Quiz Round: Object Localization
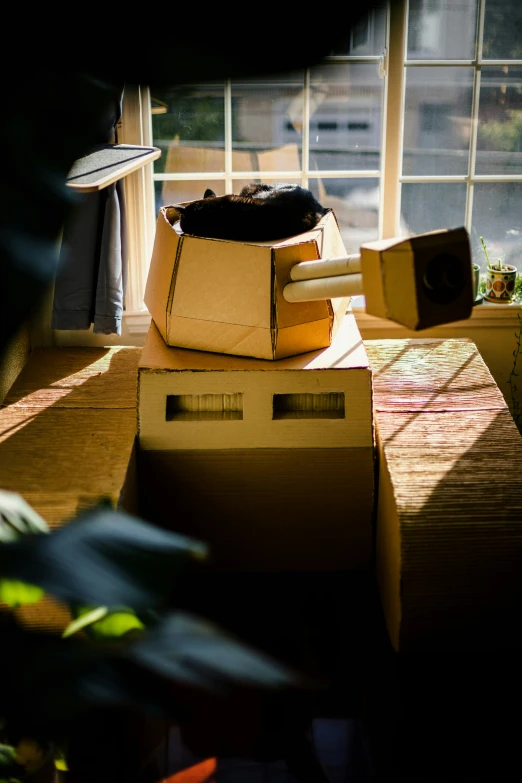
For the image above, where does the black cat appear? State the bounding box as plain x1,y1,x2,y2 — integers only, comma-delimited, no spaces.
174,183,328,242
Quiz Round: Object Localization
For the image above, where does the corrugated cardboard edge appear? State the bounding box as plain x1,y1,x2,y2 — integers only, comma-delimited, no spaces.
144,206,182,343
366,337,522,652
374,440,401,651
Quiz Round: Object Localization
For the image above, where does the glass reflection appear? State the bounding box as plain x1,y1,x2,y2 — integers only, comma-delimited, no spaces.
471,182,522,272
476,66,522,175
403,67,473,176
401,183,466,236
407,0,477,61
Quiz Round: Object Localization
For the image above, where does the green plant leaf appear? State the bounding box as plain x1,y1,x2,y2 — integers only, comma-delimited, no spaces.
0,745,16,766
88,610,145,640
63,605,146,640
0,507,209,611
62,606,109,638
0,491,49,541
53,750,68,771
0,579,44,607
480,236,491,266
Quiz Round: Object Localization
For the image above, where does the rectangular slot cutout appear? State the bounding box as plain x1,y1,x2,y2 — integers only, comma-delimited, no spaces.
272,392,345,420
166,393,243,422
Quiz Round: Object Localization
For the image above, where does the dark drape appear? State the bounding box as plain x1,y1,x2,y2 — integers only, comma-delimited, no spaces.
52,89,127,336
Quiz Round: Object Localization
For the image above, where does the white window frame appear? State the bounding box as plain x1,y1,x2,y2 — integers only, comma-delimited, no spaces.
117,84,158,338
120,0,522,340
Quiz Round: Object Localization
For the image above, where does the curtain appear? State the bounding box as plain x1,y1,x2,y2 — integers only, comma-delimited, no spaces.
52,89,127,336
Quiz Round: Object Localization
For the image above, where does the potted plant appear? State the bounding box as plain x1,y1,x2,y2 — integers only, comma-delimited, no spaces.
0,492,305,783
480,236,518,303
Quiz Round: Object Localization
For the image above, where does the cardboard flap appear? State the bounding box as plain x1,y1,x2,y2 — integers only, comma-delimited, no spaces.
274,211,349,329
170,233,272,328
144,210,183,340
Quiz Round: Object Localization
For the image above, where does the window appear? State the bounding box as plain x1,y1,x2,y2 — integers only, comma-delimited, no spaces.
401,0,522,272
122,0,522,315
148,3,387,259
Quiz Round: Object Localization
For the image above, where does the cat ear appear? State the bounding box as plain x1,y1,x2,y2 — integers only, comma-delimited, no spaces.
204,189,217,199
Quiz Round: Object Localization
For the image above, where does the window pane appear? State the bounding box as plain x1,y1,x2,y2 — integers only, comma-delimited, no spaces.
407,0,477,60
155,180,227,216
483,0,522,60
471,182,522,271
231,73,305,171
328,2,387,56
231,177,302,193
150,84,225,175
401,183,467,235
308,177,380,253
476,66,522,174
403,67,474,175
309,63,383,172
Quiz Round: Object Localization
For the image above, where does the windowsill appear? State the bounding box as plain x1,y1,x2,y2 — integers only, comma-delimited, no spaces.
122,299,522,340
52,310,152,348
124,310,152,336
52,298,522,350
350,295,522,331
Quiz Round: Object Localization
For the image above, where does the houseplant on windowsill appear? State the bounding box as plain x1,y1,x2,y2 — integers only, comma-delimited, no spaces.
480,236,518,304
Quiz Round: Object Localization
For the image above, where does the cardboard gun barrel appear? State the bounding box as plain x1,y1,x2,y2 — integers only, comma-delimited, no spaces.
289,254,362,281
283,226,474,331
284,271,364,302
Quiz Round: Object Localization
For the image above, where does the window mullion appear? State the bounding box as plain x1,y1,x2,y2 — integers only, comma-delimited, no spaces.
224,80,233,193
302,69,311,188
119,84,156,314
380,0,407,238
465,0,488,232
477,0,486,63
466,66,482,231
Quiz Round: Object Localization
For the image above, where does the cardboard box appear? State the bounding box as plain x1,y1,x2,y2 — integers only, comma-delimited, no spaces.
360,227,473,330
138,313,372,452
137,313,374,571
0,344,142,633
365,336,522,651
137,445,375,572
144,205,350,360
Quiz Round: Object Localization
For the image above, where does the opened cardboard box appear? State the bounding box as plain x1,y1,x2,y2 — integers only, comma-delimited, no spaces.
144,205,350,360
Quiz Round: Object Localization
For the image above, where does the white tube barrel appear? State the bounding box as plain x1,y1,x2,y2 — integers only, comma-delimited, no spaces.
283,273,364,303
289,254,361,282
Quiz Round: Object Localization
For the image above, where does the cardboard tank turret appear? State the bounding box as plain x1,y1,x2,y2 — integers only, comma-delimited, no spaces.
144,202,473,360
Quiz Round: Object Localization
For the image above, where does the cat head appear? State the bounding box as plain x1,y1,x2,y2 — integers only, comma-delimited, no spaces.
174,189,223,236
174,188,217,215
